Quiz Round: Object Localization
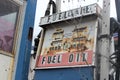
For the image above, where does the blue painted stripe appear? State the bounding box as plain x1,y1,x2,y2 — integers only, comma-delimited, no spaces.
15,0,37,80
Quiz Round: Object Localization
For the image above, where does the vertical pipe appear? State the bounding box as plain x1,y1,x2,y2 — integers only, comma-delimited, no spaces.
56,0,61,13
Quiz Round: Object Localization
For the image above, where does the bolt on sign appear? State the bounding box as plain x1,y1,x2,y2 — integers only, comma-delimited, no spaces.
36,4,101,69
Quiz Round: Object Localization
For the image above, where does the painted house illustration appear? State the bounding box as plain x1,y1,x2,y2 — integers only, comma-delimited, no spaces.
45,26,94,55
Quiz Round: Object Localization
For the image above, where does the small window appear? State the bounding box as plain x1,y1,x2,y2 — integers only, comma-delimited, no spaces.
0,0,19,53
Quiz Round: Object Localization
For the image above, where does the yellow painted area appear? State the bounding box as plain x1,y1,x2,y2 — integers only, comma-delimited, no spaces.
8,57,14,80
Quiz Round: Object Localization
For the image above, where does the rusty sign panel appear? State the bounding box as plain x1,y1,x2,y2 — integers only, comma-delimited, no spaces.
36,16,98,69
40,3,100,26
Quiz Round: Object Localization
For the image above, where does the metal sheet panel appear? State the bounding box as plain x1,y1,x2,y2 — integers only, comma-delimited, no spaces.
34,67,94,80
0,54,13,80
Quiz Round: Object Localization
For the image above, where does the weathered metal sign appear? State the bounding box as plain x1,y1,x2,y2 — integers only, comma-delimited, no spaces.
40,4,100,26
36,17,98,69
